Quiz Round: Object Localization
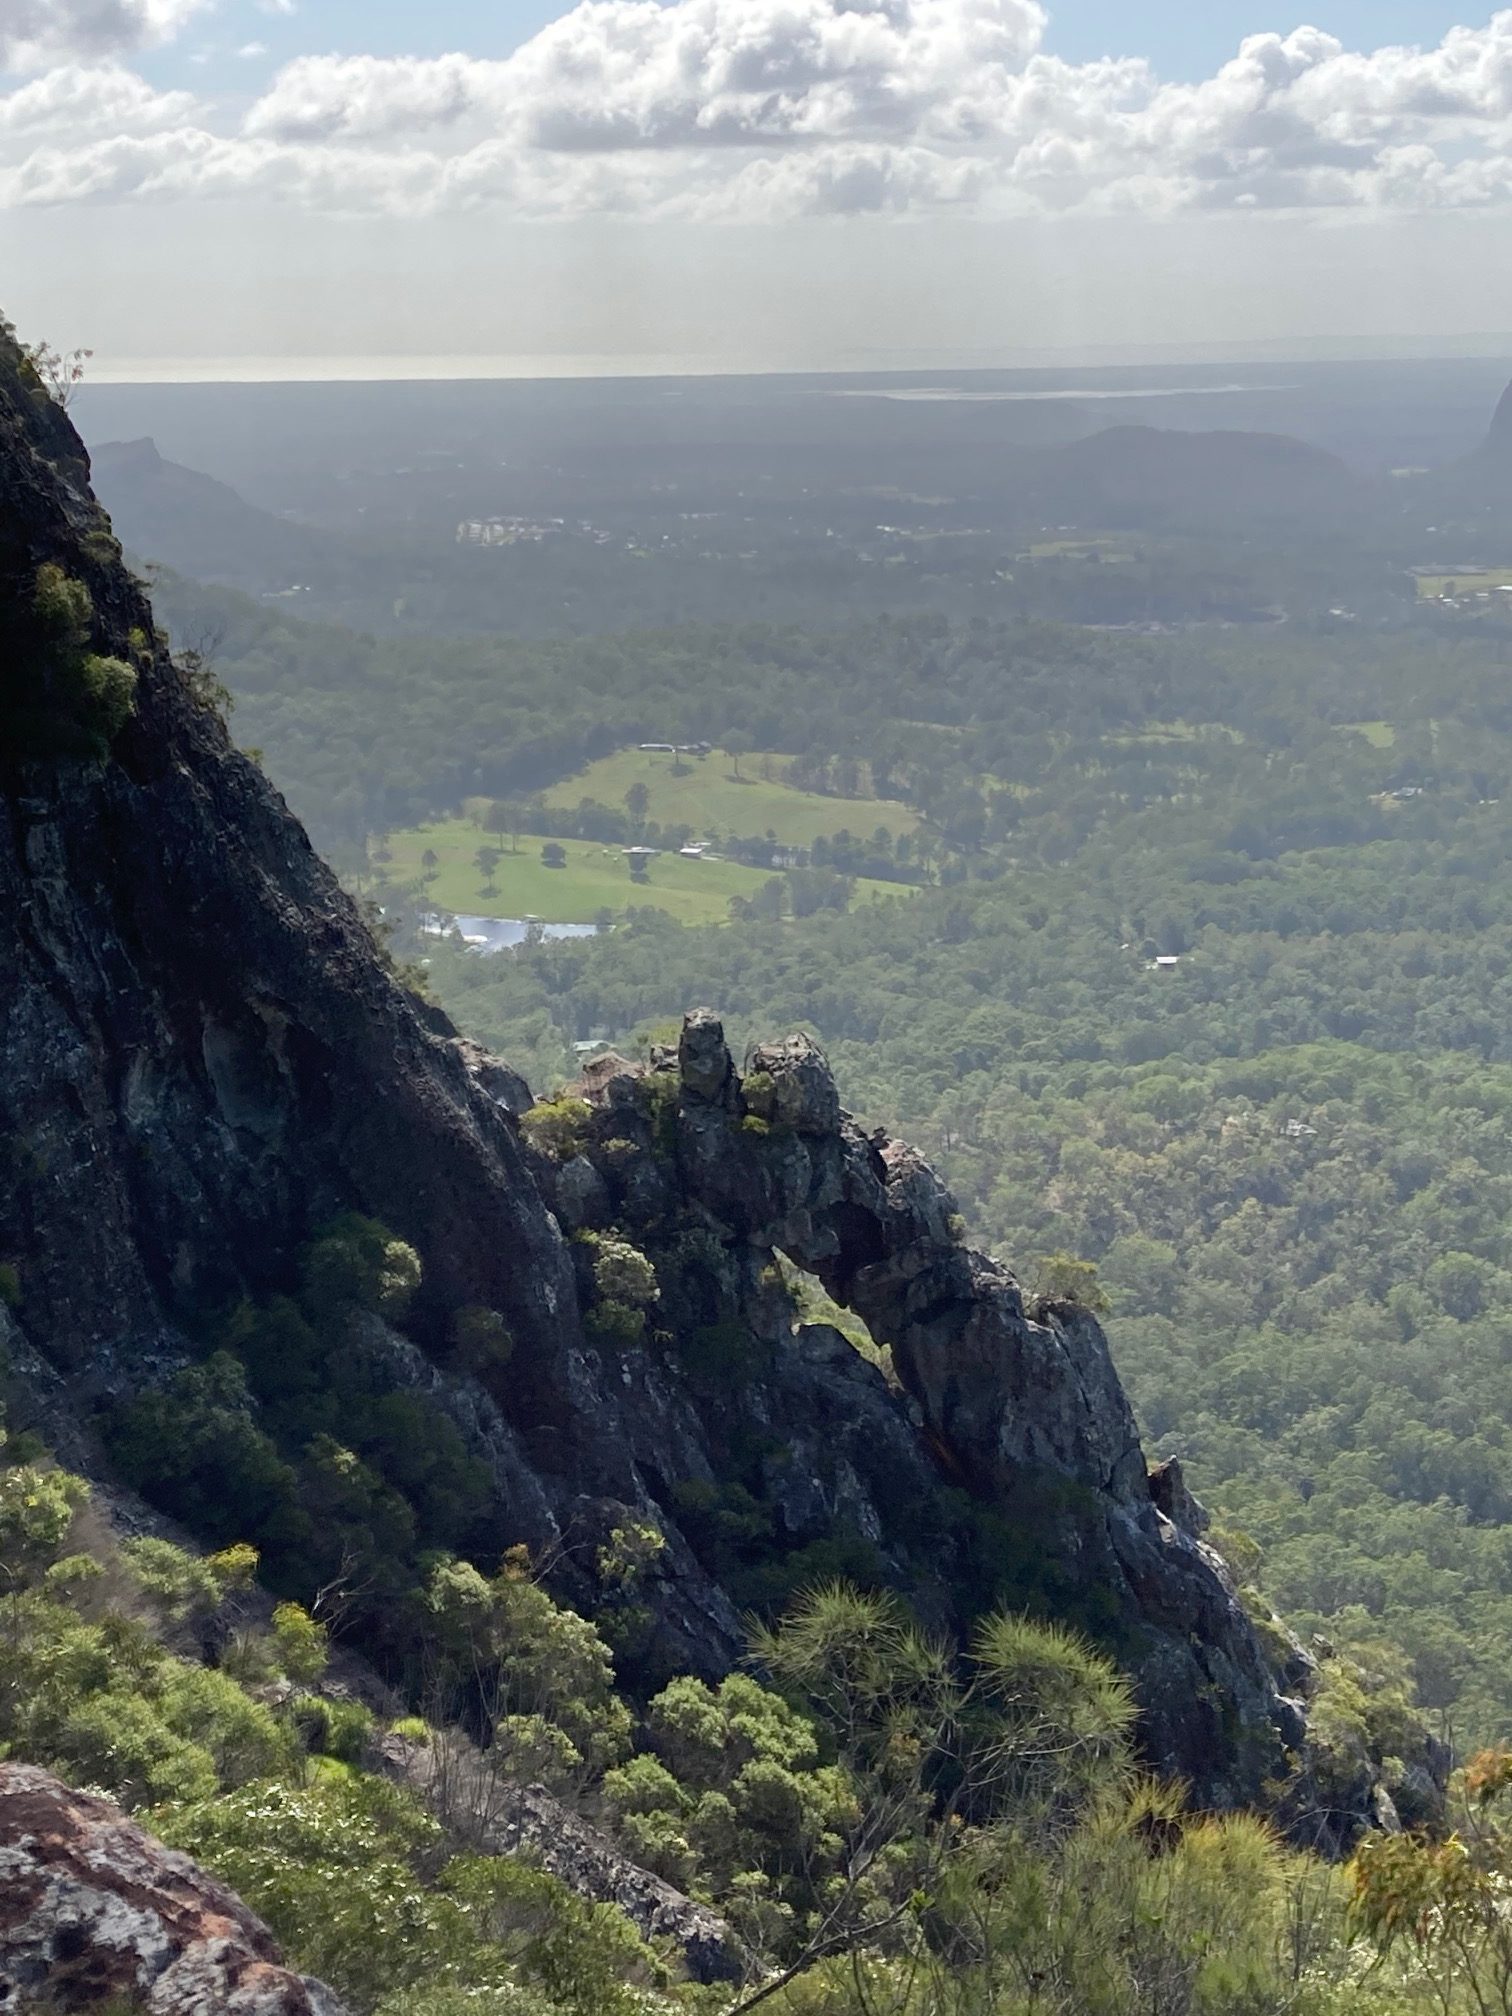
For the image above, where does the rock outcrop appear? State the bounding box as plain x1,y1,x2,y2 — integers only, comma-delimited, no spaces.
543,1016,1309,1816
0,1765,347,2014
0,328,1412,1849
380,1735,744,1985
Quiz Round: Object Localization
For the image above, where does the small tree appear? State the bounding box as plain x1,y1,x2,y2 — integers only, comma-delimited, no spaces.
624,781,650,829
726,731,754,780
420,848,439,887
1353,1746,1512,2012
21,339,92,410
1031,1251,1110,1315
473,845,503,895
272,1601,330,1685
542,841,568,869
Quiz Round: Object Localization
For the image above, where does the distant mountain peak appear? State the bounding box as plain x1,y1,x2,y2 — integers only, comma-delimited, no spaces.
94,435,164,475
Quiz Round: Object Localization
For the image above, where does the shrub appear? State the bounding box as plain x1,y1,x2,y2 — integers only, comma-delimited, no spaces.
1031,1251,1111,1315
450,1305,514,1375
300,1214,422,1324
106,1355,304,1554
578,1231,659,1310
519,1096,593,1161
152,1776,469,2013
55,1690,219,1806
584,1299,646,1350
293,1693,374,1765
272,1601,330,1685
1,565,138,758
123,1536,223,1627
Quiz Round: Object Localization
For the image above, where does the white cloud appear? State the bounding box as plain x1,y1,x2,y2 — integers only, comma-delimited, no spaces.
8,0,1512,219
0,62,197,137
0,0,211,73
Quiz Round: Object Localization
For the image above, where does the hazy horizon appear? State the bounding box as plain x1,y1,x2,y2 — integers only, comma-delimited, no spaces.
71,333,1512,388
10,3,1512,373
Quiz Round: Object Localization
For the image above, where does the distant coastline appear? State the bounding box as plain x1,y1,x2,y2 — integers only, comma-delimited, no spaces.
83,336,1512,388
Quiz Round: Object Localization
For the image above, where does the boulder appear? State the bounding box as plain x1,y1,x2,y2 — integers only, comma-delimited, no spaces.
0,1765,347,2015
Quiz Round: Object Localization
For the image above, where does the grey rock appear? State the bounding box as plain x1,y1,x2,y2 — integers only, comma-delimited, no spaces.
455,1036,534,1117
678,1007,738,1109
746,1031,842,1135
555,1153,612,1231
1148,1455,1209,1537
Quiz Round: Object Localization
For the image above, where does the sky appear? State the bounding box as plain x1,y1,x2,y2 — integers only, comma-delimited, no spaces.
4,0,1512,375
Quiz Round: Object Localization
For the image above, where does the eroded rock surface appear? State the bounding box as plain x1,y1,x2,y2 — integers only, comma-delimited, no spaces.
0,1765,347,2014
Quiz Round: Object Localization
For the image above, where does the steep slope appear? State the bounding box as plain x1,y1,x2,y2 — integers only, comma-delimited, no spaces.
0,330,1408,1842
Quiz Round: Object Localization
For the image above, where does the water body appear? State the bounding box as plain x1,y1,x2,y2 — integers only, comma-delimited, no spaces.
831,383,1290,404
448,915,600,954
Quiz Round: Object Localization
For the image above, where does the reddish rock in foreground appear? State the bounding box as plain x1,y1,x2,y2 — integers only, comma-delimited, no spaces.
0,1764,348,2014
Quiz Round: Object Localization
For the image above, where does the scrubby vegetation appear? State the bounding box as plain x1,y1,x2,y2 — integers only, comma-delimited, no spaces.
0,562,137,758
104,1213,493,1638
11,1396,1512,2016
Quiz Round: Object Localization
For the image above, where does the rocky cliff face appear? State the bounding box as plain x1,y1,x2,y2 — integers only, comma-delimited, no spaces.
0,334,1390,1843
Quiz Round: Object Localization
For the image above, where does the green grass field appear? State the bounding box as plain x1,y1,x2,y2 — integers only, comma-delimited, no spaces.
1415,570,1512,599
1339,720,1398,748
533,747,921,848
382,820,911,927
1106,720,1240,747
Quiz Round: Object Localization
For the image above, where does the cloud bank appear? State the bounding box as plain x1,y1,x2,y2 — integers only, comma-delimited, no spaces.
0,0,208,72
5,0,1512,218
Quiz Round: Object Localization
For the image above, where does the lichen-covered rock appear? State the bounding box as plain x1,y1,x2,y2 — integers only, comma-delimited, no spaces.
554,1153,612,1231
0,1765,347,2014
